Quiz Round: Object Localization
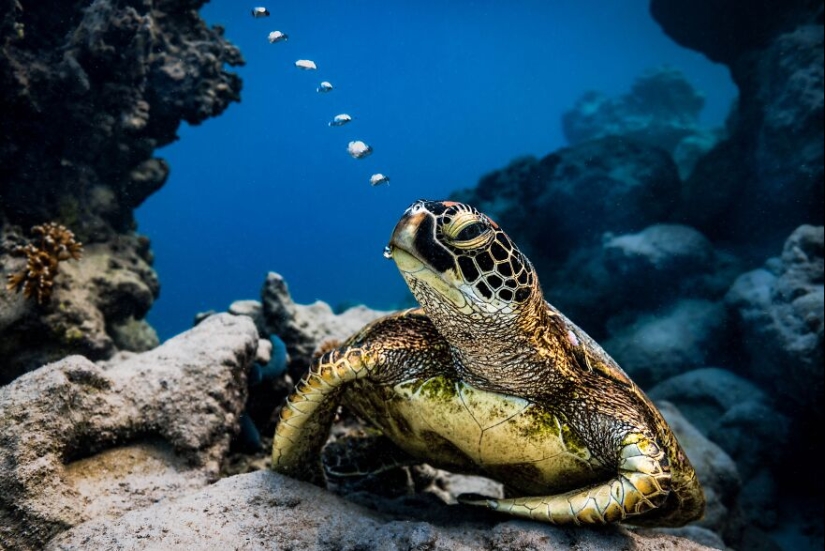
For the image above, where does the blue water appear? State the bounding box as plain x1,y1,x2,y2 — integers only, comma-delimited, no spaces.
137,0,737,341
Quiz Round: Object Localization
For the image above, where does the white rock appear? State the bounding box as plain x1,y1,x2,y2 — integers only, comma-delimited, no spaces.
256,338,273,366
46,471,723,551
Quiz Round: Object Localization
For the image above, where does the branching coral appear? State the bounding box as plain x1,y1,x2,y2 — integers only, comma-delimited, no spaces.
6,223,83,304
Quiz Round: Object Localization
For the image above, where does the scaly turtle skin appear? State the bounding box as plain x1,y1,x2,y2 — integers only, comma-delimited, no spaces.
272,200,705,526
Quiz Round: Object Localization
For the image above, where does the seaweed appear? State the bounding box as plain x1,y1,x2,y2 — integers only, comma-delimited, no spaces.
6,222,83,304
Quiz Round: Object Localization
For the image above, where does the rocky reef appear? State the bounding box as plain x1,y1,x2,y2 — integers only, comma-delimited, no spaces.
0,313,258,549
0,0,243,381
45,471,722,551
0,274,730,551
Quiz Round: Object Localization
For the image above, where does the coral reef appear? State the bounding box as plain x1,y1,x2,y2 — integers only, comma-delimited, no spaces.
0,231,161,384
0,273,727,551
217,272,390,444
0,0,244,381
0,0,243,230
5,222,83,304
234,275,737,548
1,249,812,551
0,0,820,549
261,271,390,382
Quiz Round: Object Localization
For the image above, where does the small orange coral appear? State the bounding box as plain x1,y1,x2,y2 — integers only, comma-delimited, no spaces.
6,222,83,304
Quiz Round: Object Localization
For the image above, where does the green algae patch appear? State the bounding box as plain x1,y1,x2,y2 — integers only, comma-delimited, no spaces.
560,423,589,457
519,407,562,440
403,376,458,402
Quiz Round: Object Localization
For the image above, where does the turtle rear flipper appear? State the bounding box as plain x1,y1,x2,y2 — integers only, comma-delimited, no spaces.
323,434,419,478
457,432,677,526
323,434,421,497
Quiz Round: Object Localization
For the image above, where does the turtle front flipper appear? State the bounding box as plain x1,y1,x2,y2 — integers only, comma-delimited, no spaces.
458,432,671,525
272,347,375,485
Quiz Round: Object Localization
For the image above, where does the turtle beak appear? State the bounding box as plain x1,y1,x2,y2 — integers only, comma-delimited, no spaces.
386,206,427,259
386,200,457,276
384,200,472,311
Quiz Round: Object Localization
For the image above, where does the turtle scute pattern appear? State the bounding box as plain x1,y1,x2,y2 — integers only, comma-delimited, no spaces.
272,199,705,527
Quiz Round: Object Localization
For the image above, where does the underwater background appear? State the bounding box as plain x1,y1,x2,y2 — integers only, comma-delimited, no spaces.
0,0,822,549
137,0,737,341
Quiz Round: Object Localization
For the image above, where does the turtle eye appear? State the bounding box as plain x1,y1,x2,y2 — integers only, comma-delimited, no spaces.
443,211,493,249
455,222,486,242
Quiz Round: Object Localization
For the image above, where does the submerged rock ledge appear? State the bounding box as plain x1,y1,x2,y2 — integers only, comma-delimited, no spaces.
45,470,720,551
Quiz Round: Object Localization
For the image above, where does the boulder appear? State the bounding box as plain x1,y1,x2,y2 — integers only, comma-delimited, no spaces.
725,225,824,417
603,299,728,388
453,137,681,266
655,401,741,541
261,272,389,380
650,368,791,528
0,313,258,551
562,66,718,179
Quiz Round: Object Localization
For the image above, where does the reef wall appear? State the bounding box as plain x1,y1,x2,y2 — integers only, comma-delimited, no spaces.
0,0,243,382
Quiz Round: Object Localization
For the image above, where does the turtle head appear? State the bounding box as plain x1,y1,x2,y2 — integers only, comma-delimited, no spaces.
385,200,543,327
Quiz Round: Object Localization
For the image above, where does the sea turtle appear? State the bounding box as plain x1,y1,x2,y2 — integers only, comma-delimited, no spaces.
272,199,705,526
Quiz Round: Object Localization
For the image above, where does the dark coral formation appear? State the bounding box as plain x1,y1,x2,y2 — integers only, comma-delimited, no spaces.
0,0,243,230
6,222,83,304
649,0,819,65
652,0,824,248
0,0,244,381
